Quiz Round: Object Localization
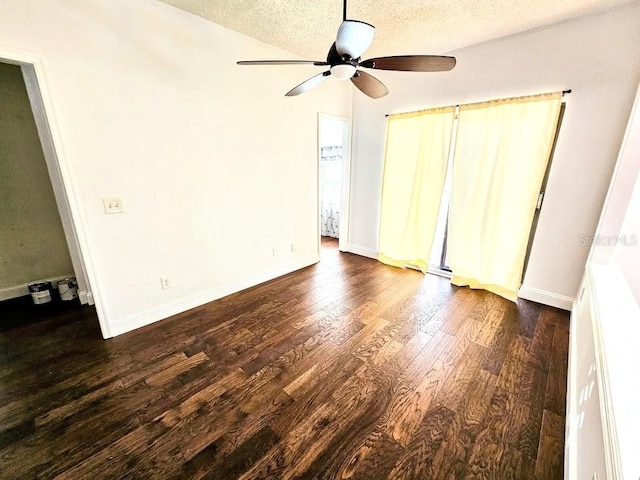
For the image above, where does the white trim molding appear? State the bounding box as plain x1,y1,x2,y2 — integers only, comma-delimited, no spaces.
345,244,378,259
588,264,640,480
108,255,319,337
317,113,352,254
78,290,94,306
566,264,640,480
21,64,93,306
518,285,574,310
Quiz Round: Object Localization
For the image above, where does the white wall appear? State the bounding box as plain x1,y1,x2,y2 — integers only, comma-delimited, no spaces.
615,182,640,304
0,0,351,336
611,86,640,304
596,76,640,303
348,3,640,306
589,77,640,269
319,117,345,147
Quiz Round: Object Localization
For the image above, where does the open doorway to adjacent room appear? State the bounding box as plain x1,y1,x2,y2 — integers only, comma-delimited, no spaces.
0,59,99,334
317,113,351,255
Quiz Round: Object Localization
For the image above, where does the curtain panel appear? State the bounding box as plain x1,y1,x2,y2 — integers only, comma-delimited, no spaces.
320,145,342,238
447,92,562,300
378,107,456,273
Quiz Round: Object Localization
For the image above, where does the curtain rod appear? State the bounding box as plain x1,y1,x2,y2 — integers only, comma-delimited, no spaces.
384,89,572,117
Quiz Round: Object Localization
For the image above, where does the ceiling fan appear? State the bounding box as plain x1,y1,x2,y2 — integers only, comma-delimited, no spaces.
237,0,456,99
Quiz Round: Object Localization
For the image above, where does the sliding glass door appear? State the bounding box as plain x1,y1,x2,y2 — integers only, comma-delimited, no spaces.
379,92,565,301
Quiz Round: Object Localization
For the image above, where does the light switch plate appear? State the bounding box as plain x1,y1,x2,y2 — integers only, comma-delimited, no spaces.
103,197,124,214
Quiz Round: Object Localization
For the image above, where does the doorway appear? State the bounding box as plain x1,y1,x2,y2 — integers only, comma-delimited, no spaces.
0,62,75,305
0,52,106,337
317,113,351,254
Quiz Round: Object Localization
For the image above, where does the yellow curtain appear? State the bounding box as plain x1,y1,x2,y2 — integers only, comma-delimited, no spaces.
378,107,455,273
447,92,562,301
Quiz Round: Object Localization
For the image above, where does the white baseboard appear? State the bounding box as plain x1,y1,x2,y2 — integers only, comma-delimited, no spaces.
78,290,94,306
0,274,75,302
0,285,30,302
346,244,378,259
107,255,319,338
518,286,574,310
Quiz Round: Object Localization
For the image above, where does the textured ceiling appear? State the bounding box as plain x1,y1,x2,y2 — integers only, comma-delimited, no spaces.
157,0,635,60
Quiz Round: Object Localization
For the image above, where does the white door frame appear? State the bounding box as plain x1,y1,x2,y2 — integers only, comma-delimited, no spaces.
0,47,110,338
317,113,352,254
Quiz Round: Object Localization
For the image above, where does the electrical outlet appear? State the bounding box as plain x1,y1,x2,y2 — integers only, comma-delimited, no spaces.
272,247,280,257
290,243,296,252
103,197,124,214
160,276,172,290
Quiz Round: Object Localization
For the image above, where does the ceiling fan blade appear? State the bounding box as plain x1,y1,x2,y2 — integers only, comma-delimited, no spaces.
359,55,456,72
350,71,388,99
336,20,375,59
285,71,331,97
237,60,328,66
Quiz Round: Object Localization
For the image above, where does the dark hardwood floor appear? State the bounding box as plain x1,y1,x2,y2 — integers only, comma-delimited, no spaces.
0,237,569,479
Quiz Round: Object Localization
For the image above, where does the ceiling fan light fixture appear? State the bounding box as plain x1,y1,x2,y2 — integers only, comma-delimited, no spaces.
236,0,457,99
335,20,375,59
330,64,357,80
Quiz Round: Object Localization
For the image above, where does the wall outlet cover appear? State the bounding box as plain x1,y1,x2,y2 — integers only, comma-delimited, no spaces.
103,197,124,214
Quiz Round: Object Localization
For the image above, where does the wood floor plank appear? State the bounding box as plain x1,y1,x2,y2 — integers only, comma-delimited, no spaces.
430,369,498,479
410,285,467,336
145,351,209,387
270,353,364,438
201,425,281,480
462,387,530,479
496,335,532,394
0,418,35,451
473,299,510,348
237,400,338,480
381,331,456,447
0,238,570,479
279,376,394,478
528,308,557,371
53,422,170,479
545,318,570,416
481,303,520,376
386,404,457,479
11,385,148,478
333,429,405,480
352,319,405,364
435,342,487,412
154,368,247,428
240,323,322,376
515,363,548,459
168,377,293,464
119,351,189,388
535,409,565,480
516,299,542,339
35,378,125,427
